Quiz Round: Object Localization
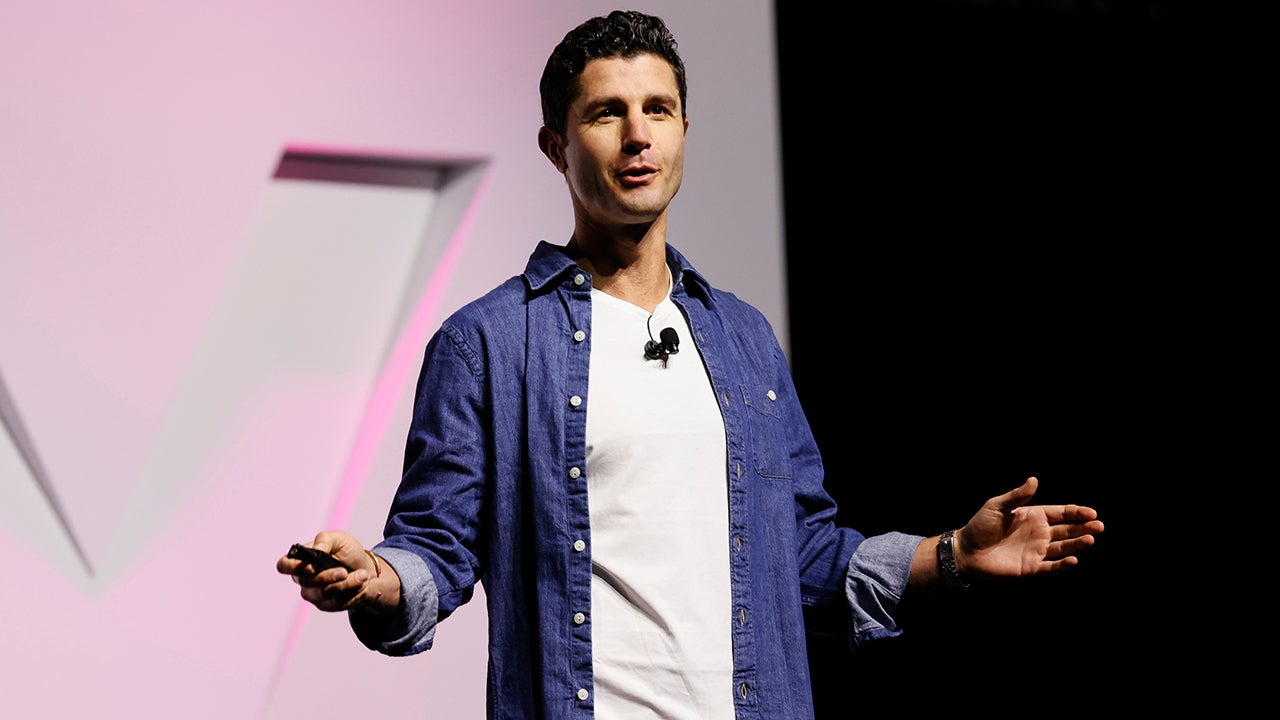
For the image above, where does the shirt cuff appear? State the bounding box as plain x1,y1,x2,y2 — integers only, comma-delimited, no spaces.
845,531,924,648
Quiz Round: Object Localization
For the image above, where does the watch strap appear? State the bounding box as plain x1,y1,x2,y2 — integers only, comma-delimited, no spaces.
937,529,971,589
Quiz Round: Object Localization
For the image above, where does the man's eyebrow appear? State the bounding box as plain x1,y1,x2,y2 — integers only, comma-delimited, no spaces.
578,91,680,111
579,94,622,110
646,92,680,109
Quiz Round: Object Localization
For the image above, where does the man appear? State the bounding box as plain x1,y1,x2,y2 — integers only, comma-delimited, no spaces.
277,10,1105,719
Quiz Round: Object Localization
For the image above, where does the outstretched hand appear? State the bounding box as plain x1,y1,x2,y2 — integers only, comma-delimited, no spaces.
956,476,1104,579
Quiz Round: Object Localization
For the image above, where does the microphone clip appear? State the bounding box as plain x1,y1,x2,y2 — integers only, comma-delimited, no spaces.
644,317,680,362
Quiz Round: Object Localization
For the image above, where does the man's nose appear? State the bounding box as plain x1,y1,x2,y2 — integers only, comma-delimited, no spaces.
621,111,652,153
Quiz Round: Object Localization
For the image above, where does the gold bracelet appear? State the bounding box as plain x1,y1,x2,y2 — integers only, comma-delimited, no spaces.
365,549,382,578
363,549,384,603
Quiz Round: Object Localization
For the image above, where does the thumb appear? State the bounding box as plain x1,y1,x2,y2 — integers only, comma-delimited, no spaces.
992,476,1038,514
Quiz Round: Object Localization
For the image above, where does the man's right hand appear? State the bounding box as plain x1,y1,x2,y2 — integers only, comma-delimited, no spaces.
277,530,396,614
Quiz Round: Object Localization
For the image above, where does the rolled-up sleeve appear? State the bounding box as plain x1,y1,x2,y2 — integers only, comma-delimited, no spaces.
845,531,924,647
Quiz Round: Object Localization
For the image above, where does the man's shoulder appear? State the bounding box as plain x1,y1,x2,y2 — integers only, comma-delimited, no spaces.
444,274,530,328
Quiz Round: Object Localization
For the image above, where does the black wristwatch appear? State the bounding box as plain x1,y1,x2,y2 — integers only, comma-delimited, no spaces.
937,529,971,589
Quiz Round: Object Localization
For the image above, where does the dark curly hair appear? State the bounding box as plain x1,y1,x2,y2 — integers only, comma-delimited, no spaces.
539,10,688,138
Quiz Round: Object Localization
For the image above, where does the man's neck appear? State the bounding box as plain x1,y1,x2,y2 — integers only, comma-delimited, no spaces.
566,224,670,312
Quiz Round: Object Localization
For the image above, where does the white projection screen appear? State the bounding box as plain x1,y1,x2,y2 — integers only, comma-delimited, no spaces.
0,2,786,718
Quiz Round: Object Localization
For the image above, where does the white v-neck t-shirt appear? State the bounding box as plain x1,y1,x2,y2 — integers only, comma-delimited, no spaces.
585,282,733,719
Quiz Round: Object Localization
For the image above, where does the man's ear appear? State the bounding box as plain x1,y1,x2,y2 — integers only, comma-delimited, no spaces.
538,127,567,173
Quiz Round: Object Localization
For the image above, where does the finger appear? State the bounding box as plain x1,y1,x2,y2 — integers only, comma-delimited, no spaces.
311,530,364,568
313,529,356,556
1048,534,1097,560
1049,518,1105,541
991,476,1038,514
319,568,368,601
1039,503,1101,525
296,566,350,589
311,531,336,554
279,557,319,579
301,575,362,612
300,584,327,606
342,568,387,611
1042,556,1080,573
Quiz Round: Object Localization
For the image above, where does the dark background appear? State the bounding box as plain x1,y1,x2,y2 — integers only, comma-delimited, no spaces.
775,1,1219,713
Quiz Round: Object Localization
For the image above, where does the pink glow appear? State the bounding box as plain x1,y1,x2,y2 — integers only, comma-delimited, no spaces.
326,180,489,531
267,166,491,704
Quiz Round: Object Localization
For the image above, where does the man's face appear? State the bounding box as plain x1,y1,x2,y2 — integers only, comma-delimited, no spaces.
548,53,688,232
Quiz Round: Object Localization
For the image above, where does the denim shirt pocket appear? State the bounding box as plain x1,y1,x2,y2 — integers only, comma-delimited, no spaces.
739,383,792,479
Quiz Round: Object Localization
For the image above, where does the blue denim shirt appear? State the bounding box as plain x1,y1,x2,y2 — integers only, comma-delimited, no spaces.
351,241,923,719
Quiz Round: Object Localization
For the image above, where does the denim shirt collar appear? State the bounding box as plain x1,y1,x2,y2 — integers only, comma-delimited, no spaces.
522,240,715,304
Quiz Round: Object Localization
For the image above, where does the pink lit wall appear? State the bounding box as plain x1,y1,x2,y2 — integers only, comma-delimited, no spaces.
0,2,785,718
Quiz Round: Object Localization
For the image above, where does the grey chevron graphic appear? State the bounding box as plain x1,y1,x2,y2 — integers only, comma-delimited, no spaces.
0,366,94,575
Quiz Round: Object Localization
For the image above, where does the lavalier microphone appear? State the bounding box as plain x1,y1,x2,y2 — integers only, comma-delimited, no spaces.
643,318,680,361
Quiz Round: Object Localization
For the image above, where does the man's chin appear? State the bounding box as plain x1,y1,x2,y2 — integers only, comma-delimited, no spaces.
614,195,674,222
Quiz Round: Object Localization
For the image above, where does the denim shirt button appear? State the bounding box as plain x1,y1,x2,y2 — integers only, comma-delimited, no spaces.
573,539,586,552
573,612,586,625
573,330,586,342
569,395,582,407
568,466,581,479
577,688,589,701
573,273,586,286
